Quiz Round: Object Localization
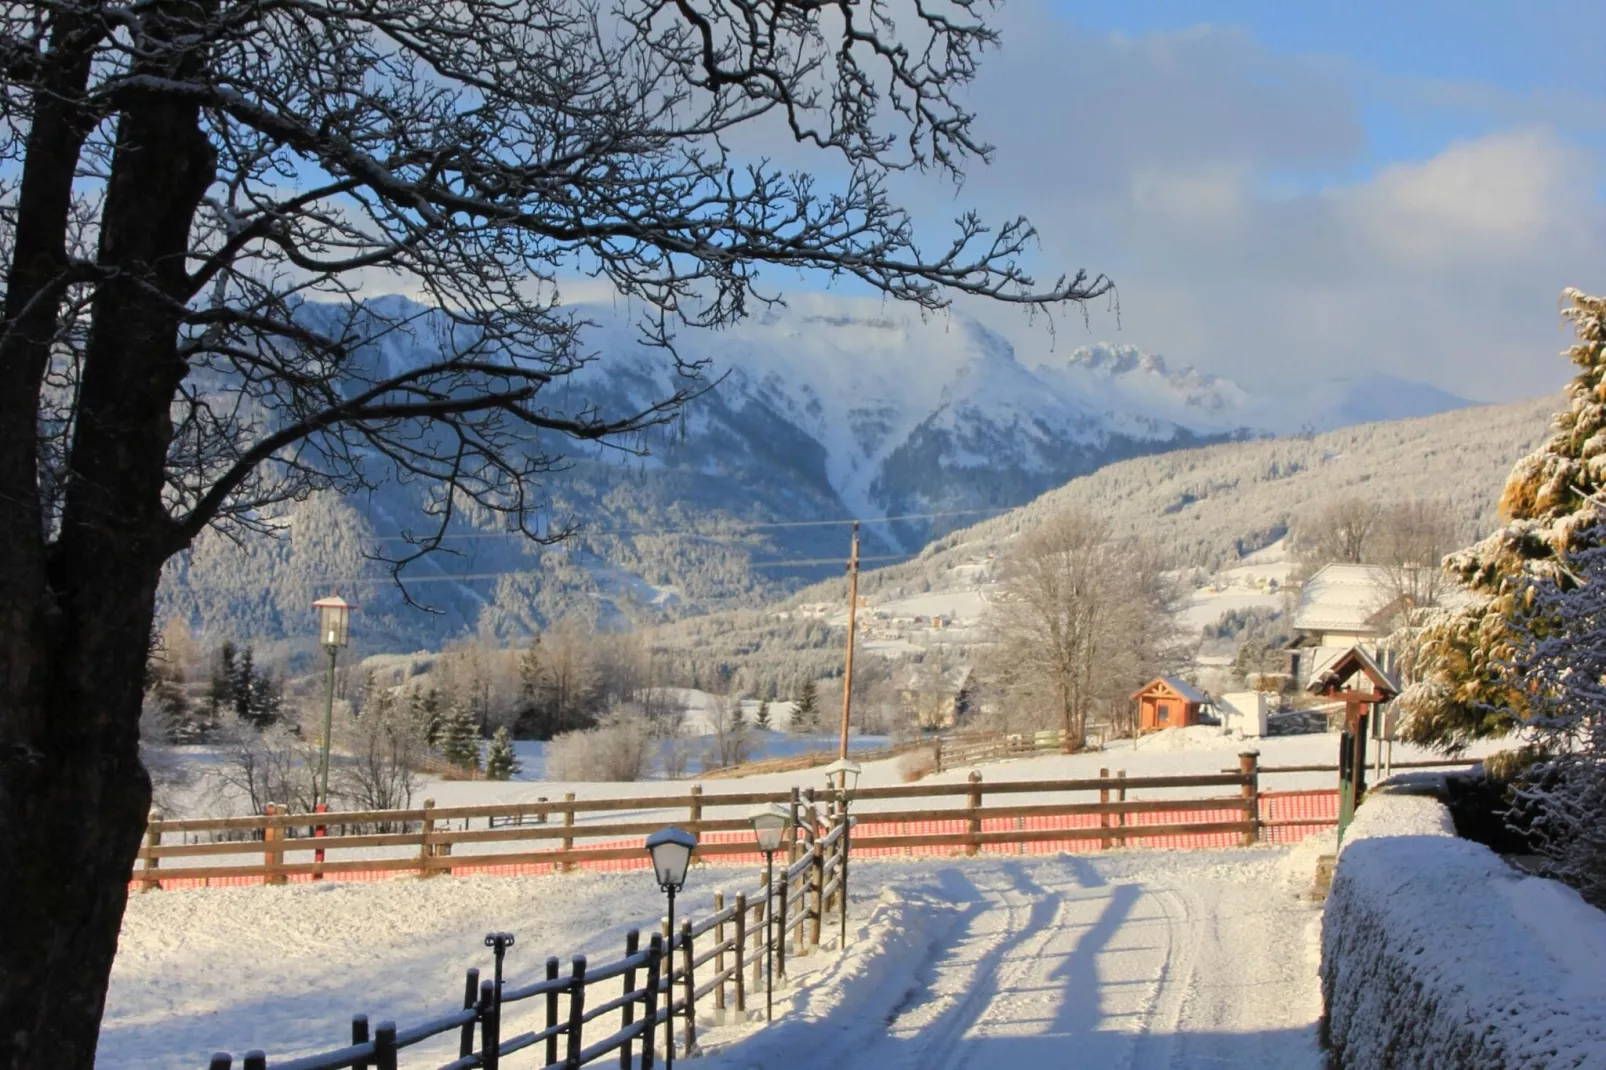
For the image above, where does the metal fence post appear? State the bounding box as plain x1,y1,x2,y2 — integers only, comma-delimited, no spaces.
544,956,561,1066
681,919,696,1055
642,935,662,1069
454,968,479,1059
478,978,499,1070
621,929,640,1069
564,955,587,1068
373,1022,397,1070
352,1014,371,1070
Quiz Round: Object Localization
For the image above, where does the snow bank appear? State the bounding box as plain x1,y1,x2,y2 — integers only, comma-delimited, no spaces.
1321,788,1606,1069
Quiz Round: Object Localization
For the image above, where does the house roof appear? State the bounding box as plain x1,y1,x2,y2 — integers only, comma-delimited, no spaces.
1291,564,1402,634
1130,676,1209,704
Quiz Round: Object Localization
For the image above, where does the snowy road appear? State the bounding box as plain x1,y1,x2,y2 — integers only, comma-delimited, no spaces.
103,848,1324,1068
697,852,1324,1070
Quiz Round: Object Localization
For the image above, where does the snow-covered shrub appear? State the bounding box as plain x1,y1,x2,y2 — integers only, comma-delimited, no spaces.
1321,790,1606,1068
546,712,653,782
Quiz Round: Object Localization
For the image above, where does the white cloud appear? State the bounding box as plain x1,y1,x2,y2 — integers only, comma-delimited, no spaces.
926,8,1606,402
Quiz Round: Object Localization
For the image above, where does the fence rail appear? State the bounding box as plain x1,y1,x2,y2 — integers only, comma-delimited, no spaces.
205,818,850,1069
132,757,1316,890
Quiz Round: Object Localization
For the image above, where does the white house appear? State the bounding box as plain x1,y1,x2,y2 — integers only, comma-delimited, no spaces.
1285,563,1411,688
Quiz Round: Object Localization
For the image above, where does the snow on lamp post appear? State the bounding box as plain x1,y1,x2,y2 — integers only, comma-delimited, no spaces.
822,758,862,949
311,594,352,811
645,826,697,1068
747,803,793,1022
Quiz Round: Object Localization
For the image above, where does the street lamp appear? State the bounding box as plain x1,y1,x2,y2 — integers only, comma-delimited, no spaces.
645,826,697,1069
747,803,793,1022
311,594,353,811
822,758,862,949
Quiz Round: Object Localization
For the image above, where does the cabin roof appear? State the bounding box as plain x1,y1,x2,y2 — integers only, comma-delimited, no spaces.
1130,676,1209,704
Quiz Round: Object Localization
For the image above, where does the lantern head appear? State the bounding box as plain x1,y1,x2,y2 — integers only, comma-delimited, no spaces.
644,826,697,891
747,803,793,853
312,594,353,649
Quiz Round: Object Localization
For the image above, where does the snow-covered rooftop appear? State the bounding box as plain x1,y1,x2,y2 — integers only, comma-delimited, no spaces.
1291,564,1400,634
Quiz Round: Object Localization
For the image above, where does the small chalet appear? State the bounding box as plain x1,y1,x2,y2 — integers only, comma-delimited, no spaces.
1131,677,1209,734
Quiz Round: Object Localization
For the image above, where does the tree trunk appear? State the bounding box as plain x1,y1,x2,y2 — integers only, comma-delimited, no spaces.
0,10,215,1064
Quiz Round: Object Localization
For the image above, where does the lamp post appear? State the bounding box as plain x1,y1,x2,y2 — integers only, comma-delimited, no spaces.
747,803,793,1022
311,594,353,810
645,826,697,1069
822,759,862,949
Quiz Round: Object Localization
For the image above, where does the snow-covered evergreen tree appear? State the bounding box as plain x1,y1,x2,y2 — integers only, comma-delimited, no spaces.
484,726,521,781
437,701,482,774
791,680,819,732
754,699,771,730
1399,289,1606,750
1505,533,1606,907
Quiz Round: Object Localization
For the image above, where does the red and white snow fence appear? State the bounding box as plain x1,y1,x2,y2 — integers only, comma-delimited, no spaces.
1320,783,1606,1069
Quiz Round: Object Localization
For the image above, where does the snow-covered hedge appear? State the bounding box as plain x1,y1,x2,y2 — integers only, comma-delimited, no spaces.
1321,787,1606,1069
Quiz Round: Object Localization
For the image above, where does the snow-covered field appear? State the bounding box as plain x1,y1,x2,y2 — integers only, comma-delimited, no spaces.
103,848,1327,1069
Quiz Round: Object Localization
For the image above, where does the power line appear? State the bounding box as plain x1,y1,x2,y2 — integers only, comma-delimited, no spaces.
362,507,1011,543
319,552,916,587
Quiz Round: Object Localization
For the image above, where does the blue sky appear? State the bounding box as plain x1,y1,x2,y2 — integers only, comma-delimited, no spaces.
1067,1,1606,174
901,1,1606,401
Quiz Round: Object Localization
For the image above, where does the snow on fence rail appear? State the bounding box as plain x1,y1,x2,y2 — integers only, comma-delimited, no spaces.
134,754,1340,890
207,824,848,1069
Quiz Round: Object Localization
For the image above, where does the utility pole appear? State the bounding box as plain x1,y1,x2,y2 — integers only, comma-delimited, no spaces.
838,521,860,762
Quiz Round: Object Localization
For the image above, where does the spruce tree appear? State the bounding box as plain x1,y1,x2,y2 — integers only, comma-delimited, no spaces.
484,726,521,781
438,701,482,773
755,699,771,730
1400,289,1606,750
791,680,819,733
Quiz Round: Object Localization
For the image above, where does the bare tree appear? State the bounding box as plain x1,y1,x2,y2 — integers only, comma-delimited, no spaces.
336,684,426,824
0,0,1110,1055
983,511,1177,749
703,691,756,770
1372,499,1459,611
1294,496,1384,577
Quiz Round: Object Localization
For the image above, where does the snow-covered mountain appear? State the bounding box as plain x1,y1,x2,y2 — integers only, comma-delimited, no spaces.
158,293,1474,655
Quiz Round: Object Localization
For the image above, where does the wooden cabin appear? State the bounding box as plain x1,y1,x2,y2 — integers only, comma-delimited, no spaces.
1131,677,1209,733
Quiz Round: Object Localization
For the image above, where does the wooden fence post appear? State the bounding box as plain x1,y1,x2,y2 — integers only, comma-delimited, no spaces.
620,931,640,1070
788,787,802,866
418,798,437,878
1116,771,1128,849
560,792,576,873
544,956,560,1066
139,810,162,892
1098,768,1111,849
1240,751,1261,846
749,893,764,993
689,784,702,833
680,919,695,1055
564,955,587,1069
965,772,983,857
263,803,285,885
712,893,726,1016
933,736,944,773
809,837,824,950
732,892,747,1015
775,870,789,980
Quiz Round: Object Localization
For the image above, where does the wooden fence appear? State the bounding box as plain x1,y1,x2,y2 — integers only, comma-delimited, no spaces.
205,821,848,1068
131,755,1323,890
